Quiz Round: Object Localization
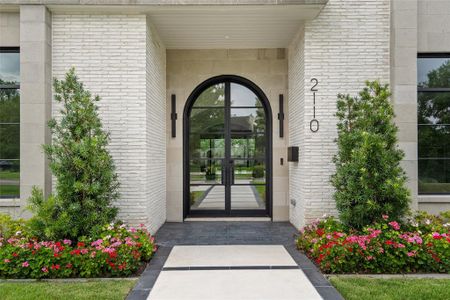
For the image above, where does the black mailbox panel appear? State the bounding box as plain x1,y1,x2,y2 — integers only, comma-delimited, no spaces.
287,146,299,162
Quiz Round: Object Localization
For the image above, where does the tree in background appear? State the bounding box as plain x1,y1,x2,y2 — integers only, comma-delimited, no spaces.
331,81,410,229
28,68,119,240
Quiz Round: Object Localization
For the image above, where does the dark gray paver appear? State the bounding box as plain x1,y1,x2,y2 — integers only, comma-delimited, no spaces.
126,221,343,300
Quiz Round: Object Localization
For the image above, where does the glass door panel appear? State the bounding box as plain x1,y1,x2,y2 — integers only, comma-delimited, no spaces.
190,185,225,210
232,159,266,184
187,79,269,216
230,185,265,210
230,107,265,134
189,134,225,159
231,134,265,159
189,159,224,185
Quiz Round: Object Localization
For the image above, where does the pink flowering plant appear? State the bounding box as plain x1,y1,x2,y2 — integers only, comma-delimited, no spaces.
0,223,156,279
297,212,450,274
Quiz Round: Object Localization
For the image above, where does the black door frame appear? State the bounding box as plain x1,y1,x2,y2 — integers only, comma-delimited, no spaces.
183,75,273,219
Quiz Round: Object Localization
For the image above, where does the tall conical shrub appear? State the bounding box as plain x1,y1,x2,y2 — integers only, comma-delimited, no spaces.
28,68,119,240
331,81,410,229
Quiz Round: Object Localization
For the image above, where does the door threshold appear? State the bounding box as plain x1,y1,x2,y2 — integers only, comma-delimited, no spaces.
185,217,271,222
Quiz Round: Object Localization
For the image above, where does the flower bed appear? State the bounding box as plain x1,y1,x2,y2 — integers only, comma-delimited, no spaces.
0,223,156,279
296,214,450,274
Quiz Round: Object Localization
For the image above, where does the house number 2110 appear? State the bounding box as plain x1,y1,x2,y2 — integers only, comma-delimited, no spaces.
310,78,319,132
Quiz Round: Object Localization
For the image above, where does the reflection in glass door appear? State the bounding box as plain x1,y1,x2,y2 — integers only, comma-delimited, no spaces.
185,76,271,217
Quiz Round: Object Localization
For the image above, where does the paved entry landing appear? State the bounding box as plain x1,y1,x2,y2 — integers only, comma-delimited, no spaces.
148,245,322,300
127,222,343,300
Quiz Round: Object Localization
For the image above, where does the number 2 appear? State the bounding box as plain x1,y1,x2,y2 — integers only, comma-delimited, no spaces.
310,78,318,92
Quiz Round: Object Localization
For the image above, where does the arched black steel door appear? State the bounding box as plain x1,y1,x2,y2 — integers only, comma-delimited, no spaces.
183,75,272,218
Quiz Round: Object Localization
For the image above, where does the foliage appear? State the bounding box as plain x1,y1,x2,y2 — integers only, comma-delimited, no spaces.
296,212,450,274
27,68,119,241
332,81,410,229
0,280,137,300
0,223,156,279
0,213,29,239
330,277,450,300
0,86,20,163
252,165,265,179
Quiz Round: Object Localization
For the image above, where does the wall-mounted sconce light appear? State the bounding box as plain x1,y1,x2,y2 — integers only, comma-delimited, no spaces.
171,94,177,138
278,94,284,138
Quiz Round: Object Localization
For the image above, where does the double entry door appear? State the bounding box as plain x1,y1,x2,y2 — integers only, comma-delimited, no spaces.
185,78,271,217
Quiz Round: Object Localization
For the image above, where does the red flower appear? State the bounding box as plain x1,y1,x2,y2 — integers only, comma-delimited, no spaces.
12,252,18,257
51,264,60,270
385,240,394,245
316,228,325,236
66,263,72,269
54,253,61,258
70,249,81,256
118,262,127,270
108,251,117,259
77,242,85,248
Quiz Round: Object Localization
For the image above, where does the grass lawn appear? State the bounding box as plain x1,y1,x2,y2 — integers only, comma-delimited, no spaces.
330,277,450,300
0,279,137,300
0,185,19,197
0,171,19,180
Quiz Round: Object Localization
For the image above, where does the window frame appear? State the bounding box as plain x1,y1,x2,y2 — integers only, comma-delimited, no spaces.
0,47,20,199
417,53,450,195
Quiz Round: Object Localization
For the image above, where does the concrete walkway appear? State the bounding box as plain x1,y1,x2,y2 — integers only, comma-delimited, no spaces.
195,185,263,210
148,245,322,300
127,222,343,300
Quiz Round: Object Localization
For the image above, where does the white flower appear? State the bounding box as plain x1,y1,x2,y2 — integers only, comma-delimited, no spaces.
425,219,431,225
119,224,126,229
322,213,328,218
15,231,21,236
105,235,111,240
444,223,450,228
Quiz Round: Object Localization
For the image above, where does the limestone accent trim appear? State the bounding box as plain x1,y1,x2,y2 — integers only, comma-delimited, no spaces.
166,48,289,222
0,1,328,6
0,12,19,46
390,0,419,211
19,5,52,217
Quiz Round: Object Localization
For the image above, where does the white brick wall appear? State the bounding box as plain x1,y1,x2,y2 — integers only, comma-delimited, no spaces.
52,14,166,233
288,27,305,230
288,0,390,228
146,19,166,234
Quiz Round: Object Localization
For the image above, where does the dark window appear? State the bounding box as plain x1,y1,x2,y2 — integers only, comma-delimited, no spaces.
418,54,450,194
0,48,20,199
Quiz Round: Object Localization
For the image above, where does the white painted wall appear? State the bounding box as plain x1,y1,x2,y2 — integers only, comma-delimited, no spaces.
146,19,167,233
52,14,166,233
289,0,391,228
